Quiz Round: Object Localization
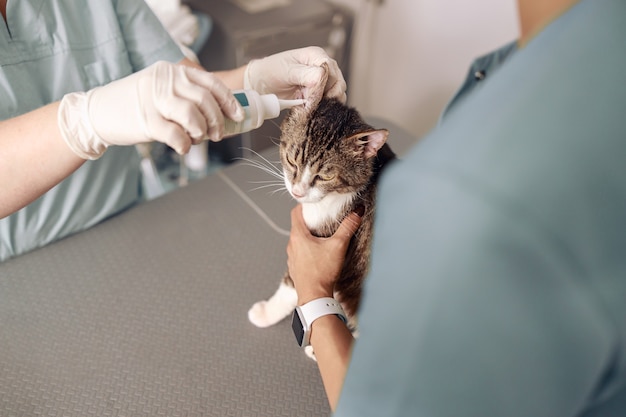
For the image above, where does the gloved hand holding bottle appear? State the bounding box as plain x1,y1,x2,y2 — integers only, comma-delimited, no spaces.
58,60,245,160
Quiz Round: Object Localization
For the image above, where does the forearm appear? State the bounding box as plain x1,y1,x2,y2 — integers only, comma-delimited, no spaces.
213,65,246,90
309,314,355,411
287,205,362,410
0,102,85,218
179,57,246,91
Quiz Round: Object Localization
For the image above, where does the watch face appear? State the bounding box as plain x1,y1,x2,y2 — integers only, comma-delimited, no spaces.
291,310,305,346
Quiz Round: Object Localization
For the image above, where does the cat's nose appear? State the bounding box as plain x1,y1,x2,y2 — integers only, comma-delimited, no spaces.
292,184,306,198
291,190,305,198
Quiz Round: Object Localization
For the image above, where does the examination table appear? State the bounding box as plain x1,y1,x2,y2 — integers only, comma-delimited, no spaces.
0,118,416,416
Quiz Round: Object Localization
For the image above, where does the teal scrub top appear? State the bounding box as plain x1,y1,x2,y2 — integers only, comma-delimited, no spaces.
336,0,626,416
0,0,184,261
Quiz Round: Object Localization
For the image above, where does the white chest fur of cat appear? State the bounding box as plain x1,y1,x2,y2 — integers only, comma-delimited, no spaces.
291,166,357,229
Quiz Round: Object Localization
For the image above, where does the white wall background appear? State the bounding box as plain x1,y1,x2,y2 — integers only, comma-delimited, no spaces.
331,0,520,139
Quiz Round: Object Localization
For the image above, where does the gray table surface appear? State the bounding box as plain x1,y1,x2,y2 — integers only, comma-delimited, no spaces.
0,117,416,416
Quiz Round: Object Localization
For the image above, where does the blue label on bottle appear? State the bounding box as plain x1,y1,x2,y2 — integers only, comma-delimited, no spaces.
234,92,249,107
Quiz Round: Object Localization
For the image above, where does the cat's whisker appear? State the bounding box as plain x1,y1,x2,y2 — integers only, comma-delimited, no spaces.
236,159,284,181
270,188,290,197
266,136,281,147
238,147,282,167
234,157,277,171
248,179,283,184
234,150,284,180
248,183,287,193
251,183,285,191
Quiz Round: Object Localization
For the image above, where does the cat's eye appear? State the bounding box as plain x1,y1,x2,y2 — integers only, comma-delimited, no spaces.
286,154,297,167
317,173,336,181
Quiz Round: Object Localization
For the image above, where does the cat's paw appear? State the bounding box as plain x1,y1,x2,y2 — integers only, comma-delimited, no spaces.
304,345,317,361
248,301,276,328
248,283,298,328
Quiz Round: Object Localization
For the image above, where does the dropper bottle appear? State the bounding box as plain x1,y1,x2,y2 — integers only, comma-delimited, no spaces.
223,89,305,137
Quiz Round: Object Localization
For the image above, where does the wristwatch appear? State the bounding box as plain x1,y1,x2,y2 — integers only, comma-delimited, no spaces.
291,297,347,347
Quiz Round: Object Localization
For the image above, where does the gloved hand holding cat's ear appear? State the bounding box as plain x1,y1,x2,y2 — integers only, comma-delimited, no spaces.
58,61,244,160
244,46,347,105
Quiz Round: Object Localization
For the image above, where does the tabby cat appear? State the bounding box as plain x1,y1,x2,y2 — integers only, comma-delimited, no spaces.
248,70,396,355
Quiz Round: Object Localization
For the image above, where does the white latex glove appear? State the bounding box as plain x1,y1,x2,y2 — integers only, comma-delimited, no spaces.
244,46,347,104
58,61,244,160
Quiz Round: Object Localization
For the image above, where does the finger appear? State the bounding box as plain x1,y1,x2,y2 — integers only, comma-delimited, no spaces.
324,79,348,103
145,115,192,155
333,211,362,242
294,66,328,107
297,67,347,104
293,47,345,88
323,62,347,102
193,93,225,142
185,68,244,122
155,94,212,141
287,205,303,257
148,67,209,140
294,46,328,66
295,65,326,90
178,69,240,141
324,57,343,80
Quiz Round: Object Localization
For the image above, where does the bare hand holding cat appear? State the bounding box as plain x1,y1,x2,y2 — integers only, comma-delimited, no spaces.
287,204,362,305
287,204,363,409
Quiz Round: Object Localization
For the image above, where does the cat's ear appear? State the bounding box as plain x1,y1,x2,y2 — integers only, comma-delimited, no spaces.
304,63,330,112
351,129,389,159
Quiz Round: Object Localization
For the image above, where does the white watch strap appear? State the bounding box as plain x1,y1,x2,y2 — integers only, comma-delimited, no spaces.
299,297,347,326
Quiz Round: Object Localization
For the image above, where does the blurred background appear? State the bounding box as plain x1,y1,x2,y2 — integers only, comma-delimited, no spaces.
148,0,520,190
335,0,519,138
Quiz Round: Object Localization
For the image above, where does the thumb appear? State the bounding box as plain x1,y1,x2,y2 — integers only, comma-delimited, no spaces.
294,65,325,89
297,66,327,108
333,210,363,242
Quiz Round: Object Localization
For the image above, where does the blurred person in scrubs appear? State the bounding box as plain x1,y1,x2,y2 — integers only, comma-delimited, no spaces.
287,0,626,415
